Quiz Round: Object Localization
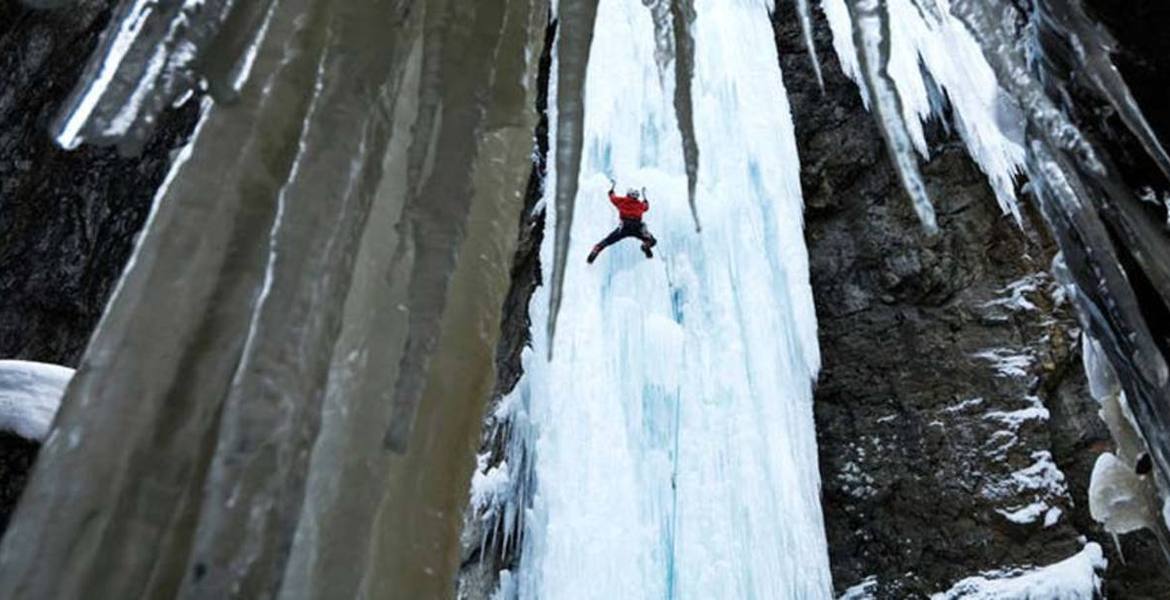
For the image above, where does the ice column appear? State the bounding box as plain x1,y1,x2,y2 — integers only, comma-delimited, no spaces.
514,0,831,597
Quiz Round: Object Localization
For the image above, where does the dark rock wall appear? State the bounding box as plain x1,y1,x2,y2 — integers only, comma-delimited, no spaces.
773,3,1169,598
0,0,199,366
0,0,197,537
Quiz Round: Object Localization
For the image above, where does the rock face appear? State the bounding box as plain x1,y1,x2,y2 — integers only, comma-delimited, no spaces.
773,3,1169,598
0,0,196,537
0,1,199,366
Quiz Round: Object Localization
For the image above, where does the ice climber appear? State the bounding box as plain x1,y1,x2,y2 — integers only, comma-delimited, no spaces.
586,180,658,264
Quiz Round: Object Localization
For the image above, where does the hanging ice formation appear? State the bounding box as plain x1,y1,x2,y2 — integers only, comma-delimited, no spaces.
820,0,1170,553
1,1,552,598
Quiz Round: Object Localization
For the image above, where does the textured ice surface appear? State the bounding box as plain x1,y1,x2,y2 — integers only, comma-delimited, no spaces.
514,0,830,597
0,361,72,441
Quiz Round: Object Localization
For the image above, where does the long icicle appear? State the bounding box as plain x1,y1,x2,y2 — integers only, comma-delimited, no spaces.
795,0,825,90
547,0,600,358
671,0,702,231
1035,0,1170,182
847,0,937,233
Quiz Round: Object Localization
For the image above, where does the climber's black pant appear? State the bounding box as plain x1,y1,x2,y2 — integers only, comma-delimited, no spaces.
594,219,656,252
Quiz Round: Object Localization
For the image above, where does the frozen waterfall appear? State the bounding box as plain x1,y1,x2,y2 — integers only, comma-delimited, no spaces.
508,0,832,596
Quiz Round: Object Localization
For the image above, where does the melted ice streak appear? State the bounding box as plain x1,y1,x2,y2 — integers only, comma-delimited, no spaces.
516,0,830,597
822,0,1025,221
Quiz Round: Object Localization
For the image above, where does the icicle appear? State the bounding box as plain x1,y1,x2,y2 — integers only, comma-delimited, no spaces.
823,0,1028,219
795,0,825,91
547,0,599,358
1111,533,1126,565
670,0,702,231
1033,0,1170,182
846,0,937,233
52,0,279,153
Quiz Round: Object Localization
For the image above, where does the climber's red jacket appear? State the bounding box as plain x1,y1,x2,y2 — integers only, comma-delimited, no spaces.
609,190,649,220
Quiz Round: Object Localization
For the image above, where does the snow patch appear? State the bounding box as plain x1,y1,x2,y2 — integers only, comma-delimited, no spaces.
931,543,1106,600
980,396,1049,459
839,575,878,599
985,450,1069,526
944,397,985,414
972,348,1033,378
983,397,1050,428
0,360,73,441
1043,506,1063,528
838,460,878,499
981,274,1045,313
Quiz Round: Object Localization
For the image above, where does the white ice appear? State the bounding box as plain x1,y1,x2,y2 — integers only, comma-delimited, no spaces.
513,0,831,597
1089,452,1157,535
0,360,73,442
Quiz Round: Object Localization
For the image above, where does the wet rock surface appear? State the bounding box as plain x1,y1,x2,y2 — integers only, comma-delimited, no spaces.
774,3,1168,598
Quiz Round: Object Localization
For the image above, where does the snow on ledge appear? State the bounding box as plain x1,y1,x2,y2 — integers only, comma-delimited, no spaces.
972,348,1034,379
0,360,73,442
839,575,878,599
931,543,1106,600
